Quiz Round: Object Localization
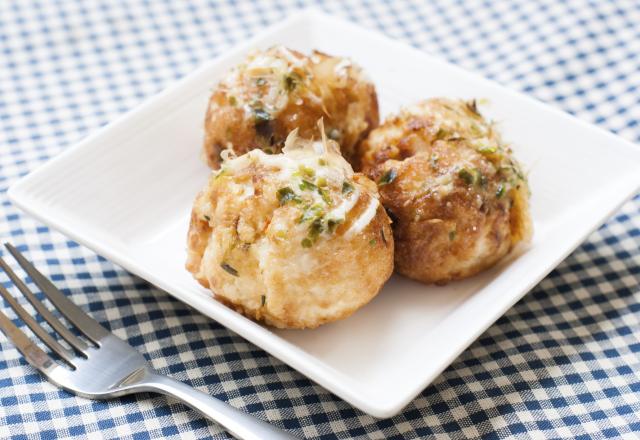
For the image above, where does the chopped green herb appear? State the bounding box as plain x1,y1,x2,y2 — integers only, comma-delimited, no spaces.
254,110,273,137
309,217,324,238
256,77,266,86
500,164,525,182
496,184,506,198
369,239,377,246
261,295,266,306
228,95,237,106
301,238,313,248
299,179,317,191
277,187,300,205
298,204,323,224
449,230,457,241
214,168,228,180
327,218,343,233
478,145,497,154
298,165,315,178
220,262,238,276
318,187,331,204
318,158,327,166
342,181,354,195
378,168,397,186
284,72,301,91
316,177,327,187
458,168,475,185
263,147,274,154
435,128,449,139
203,215,211,222
469,123,483,137
253,108,271,123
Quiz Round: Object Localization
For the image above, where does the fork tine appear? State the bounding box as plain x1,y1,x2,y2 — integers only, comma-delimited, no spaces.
4,244,109,345
0,284,76,366
0,307,58,374
0,256,89,353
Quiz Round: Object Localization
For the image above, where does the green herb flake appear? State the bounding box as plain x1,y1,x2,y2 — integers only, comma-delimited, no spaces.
369,239,377,247
342,181,354,195
256,77,266,86
496,184,506,199
378,168,397,186
298,165,315,178
214,168,228,180
299,179,318,192
298,204,324,224
318,158,327,166
478,145,497,154
301,238,313,248
253,108,271,123
227,95,237,106
458,168,475,185
327,218,343,233
220,262,238,276
277,187,300,205
284,72,301,91
316,177,327,187
469,123,483,137
203,215,211,222
261,295,266,307
318,187,331,204
309,217,324,238
435,128,449,139
449,230,457,241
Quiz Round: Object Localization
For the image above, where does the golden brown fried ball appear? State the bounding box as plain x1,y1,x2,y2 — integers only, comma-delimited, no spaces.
358,98,532,284
187,129,393,329
202,46,379,169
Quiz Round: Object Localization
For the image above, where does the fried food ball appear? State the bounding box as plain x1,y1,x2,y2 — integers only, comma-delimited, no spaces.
202,46,379,169
358,98,532,284
187,128,393,329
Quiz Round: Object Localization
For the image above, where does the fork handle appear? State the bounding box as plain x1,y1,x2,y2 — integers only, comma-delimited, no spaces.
140,373,298,440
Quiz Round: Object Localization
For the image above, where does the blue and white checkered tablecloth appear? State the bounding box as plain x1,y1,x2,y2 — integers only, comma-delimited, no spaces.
1,0,639,438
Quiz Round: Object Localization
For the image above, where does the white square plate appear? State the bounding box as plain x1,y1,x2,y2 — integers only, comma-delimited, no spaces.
9,9,640,417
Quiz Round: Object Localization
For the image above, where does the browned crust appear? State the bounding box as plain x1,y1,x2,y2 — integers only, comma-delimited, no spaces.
202,48,379,169
358,98,532,284
185,155,394,329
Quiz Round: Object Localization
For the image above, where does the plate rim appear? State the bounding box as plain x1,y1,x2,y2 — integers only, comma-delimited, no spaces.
8,7,640,418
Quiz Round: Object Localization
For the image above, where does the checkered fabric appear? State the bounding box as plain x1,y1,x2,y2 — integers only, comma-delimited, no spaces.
1,0,639,438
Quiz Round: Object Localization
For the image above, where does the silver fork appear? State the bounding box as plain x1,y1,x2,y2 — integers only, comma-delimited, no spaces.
0,243,298,440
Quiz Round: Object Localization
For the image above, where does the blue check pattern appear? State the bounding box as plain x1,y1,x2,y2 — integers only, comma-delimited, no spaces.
1,0,639,438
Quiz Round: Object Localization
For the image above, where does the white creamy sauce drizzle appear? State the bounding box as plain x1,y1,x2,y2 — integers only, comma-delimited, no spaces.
344,197,379,237
218,128,379,240
249,150,299,181
326,188,360,221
